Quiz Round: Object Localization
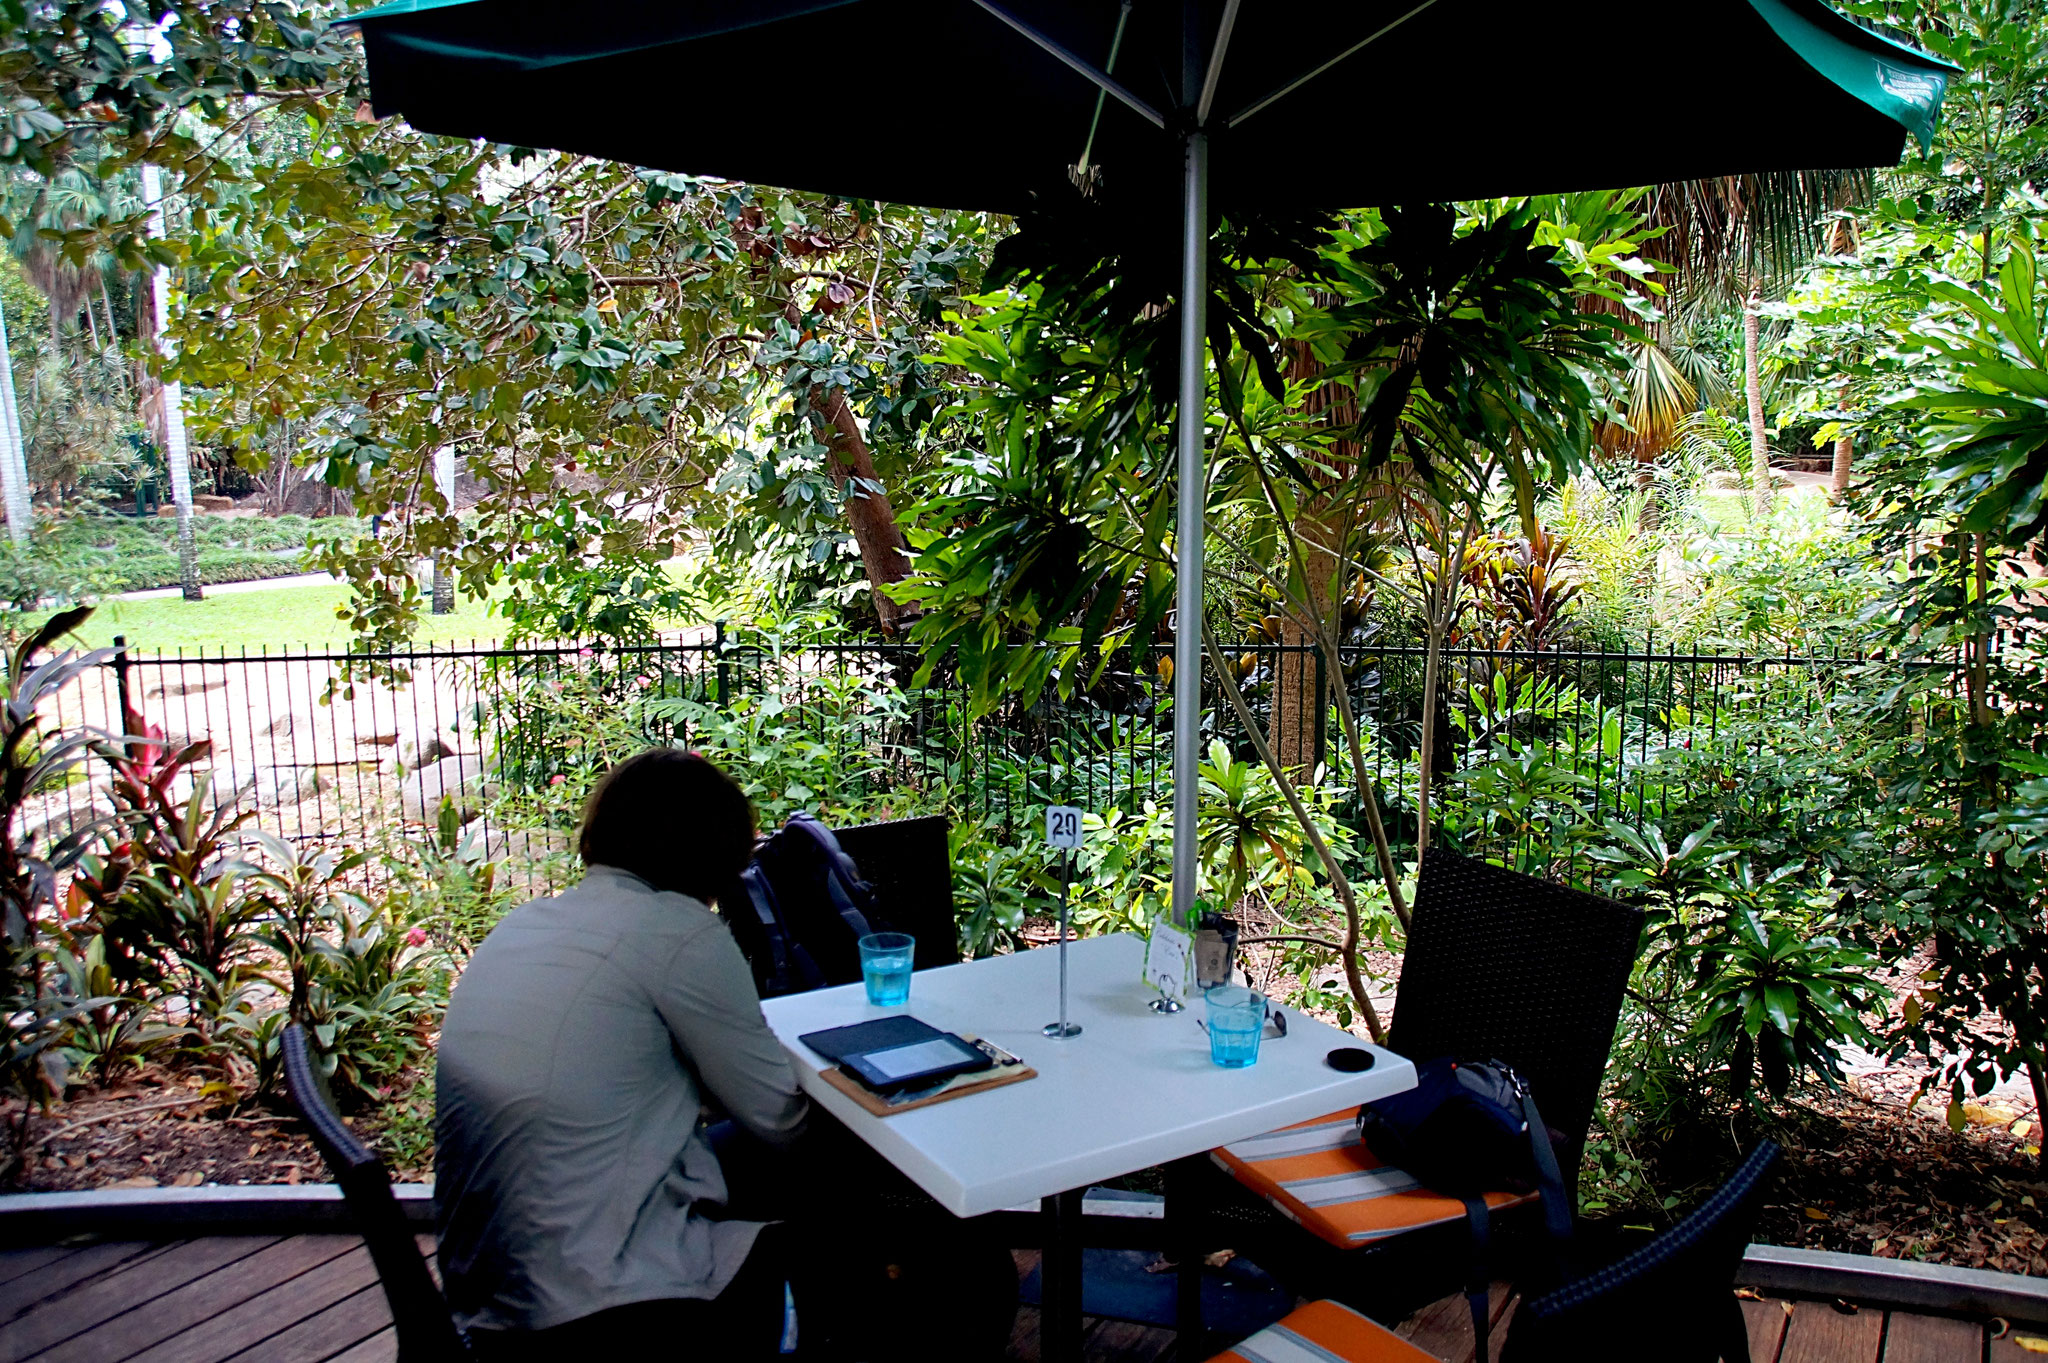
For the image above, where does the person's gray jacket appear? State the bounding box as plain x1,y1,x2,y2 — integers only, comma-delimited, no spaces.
435,865,808,1332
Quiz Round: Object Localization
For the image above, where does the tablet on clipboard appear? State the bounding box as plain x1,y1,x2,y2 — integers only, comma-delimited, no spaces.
798,1016,993,1095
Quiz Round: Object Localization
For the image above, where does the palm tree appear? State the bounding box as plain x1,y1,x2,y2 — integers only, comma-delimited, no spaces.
1638,171,1871,517
0,295,27,546
7,165,114,354
141,164,201,602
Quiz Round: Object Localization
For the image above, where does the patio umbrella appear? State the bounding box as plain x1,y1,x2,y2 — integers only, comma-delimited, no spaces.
345,0,1951,929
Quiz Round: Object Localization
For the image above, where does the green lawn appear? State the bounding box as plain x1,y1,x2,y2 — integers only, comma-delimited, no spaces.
76,581,511,653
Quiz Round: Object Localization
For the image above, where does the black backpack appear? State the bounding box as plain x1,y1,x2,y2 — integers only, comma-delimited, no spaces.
1356,1058,1573,1360
723,813,885,998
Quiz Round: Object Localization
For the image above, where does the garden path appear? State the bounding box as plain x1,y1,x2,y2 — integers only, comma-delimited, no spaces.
0,1236,2022,1362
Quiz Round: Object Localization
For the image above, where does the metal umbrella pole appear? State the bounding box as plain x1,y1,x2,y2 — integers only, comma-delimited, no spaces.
1168,126,1207,938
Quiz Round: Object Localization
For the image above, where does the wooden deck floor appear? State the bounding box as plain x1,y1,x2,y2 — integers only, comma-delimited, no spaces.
0,1236,2025,1362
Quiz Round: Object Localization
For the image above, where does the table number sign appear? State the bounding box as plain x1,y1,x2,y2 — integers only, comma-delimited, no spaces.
1043,805,1085,1039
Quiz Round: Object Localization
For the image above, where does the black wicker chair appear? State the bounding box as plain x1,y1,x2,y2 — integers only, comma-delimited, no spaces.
1186,848,1646,1331
1384,848,1647,1209
1198,1143,1780,1363
832,813,959,971
1504,1141,1780,1363
282,1023,467,1361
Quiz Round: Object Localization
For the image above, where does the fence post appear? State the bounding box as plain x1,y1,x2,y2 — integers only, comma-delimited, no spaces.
714,619,728,708
1312,642,1327,776
111,634,134,754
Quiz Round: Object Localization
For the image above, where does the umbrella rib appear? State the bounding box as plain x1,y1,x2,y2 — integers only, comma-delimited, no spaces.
1194,0,1242,126
965,0,1165,129
1226,0,1445,128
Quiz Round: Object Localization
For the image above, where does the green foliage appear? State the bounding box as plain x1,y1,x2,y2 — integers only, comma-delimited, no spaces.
1896,238,2048,545
1694,893,1882,1101
383,801,519,966
1,608,108,1126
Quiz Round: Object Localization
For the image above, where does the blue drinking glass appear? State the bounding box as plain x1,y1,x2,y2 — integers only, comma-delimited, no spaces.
1204,985,1265,1068
858,932,915,1007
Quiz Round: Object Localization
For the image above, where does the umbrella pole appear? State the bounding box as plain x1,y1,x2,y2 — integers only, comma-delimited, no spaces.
1170,128,1208,935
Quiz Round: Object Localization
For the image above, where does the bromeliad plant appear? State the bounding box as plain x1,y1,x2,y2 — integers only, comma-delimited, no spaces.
85,711,259,1043
1,608,114,1151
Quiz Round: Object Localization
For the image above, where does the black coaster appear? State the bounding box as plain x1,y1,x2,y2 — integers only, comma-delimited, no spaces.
1325,1046,1376,1072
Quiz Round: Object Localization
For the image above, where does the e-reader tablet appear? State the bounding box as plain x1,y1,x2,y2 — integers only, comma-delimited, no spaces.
798,1016,994,1094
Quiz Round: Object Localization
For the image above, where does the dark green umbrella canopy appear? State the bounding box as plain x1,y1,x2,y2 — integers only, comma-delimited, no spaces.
351,0,1950,217
345,0,1950,935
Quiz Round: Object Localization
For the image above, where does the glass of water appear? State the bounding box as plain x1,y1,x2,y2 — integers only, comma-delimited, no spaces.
1204,985,1266,1068
858,932,915,1007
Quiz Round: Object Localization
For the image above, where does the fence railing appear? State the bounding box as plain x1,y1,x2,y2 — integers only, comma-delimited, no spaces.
22,630,1961,893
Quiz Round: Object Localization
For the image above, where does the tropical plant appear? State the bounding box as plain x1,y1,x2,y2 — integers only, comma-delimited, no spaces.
386,800,519,965
1693,889,1883,1101
1894,237,2048,546
243,830,371,1021
0,608,109,1133
85,712,260,1039
48,934,186,1086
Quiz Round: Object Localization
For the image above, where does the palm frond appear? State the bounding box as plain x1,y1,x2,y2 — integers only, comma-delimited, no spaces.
1641,170,1874,299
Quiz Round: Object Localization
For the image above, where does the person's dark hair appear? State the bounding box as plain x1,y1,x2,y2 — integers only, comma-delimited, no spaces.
578,748,755,903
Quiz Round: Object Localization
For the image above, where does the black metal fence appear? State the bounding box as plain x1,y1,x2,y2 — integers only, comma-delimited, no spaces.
22,629,1957,891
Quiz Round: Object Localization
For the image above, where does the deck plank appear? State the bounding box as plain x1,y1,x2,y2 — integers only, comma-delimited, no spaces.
0,1248,84,1290
119,1246,378,1363
1777,1300,1885,1363
29,1235,361,1363
218,1283,392,1363
1399,1283,1513,1363
1006,1303,1042,1362
1081,1317,1177,1363
1,1238,278,1363
322,1329,396,1363
1879,1311,1983,1363
1992,1324,2048,1362
0,1242,167,1324
1743,1297,1793,1363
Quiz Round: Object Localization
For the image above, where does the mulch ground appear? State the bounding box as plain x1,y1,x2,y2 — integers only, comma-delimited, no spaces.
1620,1071,2048,1277
3,1071,428,1192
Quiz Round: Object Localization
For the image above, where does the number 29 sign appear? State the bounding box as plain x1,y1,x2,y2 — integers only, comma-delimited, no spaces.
1045,805,1085,850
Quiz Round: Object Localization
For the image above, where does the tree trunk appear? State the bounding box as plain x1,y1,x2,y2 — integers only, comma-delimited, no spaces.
2029,1056,2048,1173
0,297,28,546
431,444,456,615
1830,380,1853,503
1273,335,1353,772
141,165,201,602
1745,285,1771,519
810,384,914,633
778,297,913,633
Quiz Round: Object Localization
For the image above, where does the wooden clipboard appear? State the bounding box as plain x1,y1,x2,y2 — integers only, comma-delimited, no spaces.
818,1041,1036,1117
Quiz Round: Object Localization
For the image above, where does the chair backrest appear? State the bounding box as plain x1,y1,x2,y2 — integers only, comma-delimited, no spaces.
1504,1142,1781,1363
831,814,959,971
1389,849,1644,1204
282,1023,466,1361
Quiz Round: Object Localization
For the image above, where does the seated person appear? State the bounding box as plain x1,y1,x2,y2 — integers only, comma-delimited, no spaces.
435,748,809,1358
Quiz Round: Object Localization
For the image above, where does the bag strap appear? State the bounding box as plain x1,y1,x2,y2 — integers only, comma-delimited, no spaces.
790,815,875,941
1461,1195,1492,1362
1518,1086,1574,1244
741,865,796,994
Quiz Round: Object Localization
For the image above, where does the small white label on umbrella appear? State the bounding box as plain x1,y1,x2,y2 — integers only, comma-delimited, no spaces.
1045,805,1085,849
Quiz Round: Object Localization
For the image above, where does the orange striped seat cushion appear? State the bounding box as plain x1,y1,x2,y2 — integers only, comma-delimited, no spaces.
1211,1109,1538,1249
1206,1298,1439,1363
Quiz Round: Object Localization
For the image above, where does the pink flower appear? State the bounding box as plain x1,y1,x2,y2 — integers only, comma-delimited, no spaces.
549,774,567,786
405,927,429,947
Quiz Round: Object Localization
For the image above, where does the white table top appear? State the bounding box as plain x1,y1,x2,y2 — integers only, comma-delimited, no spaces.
759,933,1416,1217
